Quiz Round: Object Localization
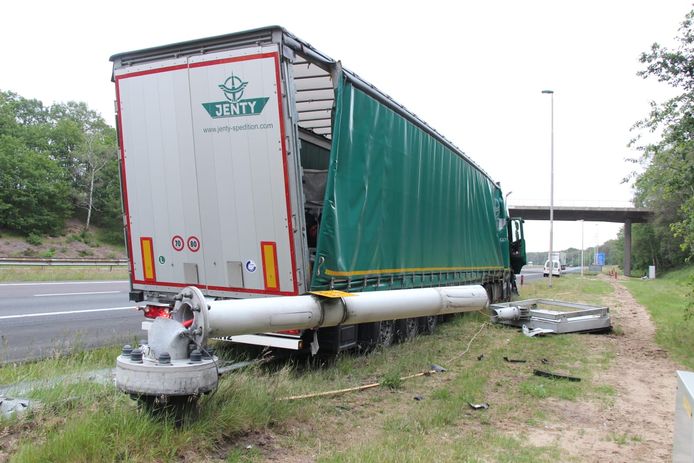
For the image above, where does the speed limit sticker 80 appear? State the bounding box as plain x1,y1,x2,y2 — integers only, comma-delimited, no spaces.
186,236,201,253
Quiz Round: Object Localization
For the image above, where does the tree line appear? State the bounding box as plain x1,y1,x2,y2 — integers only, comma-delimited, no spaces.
0,91,121,242
621,9,694,273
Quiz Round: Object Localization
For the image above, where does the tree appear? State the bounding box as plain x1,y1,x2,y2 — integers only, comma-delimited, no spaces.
629,9,694,266
49,101,117,230
0,90,122,237
0,135,71,234
90,153,124,244
75,126,118,230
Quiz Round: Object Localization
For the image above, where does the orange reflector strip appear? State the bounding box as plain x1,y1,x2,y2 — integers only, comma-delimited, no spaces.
140,237,156,282
261,241,279,290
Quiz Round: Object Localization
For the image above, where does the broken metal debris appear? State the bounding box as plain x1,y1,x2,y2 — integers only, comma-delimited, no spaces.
430,364,447,373
468,402,490,410
503,357,527,363
0,397,32,418
490,299,612,334
533,369,581,382
413,395,424,401
522,325,556,337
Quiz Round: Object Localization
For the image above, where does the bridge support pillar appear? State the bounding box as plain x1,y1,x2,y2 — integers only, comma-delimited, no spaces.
624,219,632,277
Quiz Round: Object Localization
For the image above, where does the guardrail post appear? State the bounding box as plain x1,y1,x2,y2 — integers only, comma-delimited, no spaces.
624,218,632,277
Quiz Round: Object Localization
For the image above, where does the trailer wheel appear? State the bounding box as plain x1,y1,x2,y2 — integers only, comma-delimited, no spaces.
483,284,494,304
418,315,438,335
503,277,512,302
395,318,418,342
376,320,395,348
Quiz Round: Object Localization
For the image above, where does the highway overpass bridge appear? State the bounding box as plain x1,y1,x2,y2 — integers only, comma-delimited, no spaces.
508,206,654,277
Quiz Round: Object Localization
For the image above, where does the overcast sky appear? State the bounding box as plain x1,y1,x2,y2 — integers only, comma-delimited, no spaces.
2,0,690,252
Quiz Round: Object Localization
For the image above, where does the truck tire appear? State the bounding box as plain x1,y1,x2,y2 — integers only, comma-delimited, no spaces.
418,315,438,335
483,284,494,304
376,320,395,348
395,318,418,342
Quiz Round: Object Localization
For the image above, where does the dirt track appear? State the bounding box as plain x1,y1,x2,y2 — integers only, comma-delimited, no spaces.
524,276,680,461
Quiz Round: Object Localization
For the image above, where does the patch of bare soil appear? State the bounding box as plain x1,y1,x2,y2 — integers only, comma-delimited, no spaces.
521,276,680,462
0,421,37,463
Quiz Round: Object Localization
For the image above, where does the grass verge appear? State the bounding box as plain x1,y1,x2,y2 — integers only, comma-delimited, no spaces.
1,275,616,462
0,345,123,386
621,265,694,369
0,266,128,282
518,273,613,305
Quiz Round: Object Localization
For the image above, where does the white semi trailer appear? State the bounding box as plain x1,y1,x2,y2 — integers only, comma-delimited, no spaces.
110,27,525,402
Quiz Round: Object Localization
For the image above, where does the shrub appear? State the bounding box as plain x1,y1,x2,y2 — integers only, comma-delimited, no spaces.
25,233,43,246
381,370,403,390
40,248,56,258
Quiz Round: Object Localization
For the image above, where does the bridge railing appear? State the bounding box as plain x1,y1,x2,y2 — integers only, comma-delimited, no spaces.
509,199,636,208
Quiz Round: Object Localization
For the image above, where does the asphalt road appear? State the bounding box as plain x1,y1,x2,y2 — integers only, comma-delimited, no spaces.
519,265,583,285
0,280,143,364
519,266,544,283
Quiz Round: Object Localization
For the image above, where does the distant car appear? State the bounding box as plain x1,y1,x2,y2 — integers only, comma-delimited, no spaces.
543,259,562,277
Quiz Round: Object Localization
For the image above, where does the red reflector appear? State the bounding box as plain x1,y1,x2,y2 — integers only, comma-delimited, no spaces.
276,329,300,335
142,305,172,319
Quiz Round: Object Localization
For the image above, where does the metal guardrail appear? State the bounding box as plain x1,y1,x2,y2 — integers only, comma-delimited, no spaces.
0,257,129,267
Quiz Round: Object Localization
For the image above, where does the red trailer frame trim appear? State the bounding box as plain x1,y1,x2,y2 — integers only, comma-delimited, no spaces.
115,51,299,296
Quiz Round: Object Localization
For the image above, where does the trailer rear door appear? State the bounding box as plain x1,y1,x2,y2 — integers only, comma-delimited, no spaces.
115,45,300,297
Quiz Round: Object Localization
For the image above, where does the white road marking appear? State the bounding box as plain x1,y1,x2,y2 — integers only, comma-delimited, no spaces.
0,280,127,287
0,306,137,320
34,291,121,297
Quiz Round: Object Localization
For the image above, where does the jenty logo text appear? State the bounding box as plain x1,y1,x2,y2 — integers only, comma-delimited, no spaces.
202,73,269,119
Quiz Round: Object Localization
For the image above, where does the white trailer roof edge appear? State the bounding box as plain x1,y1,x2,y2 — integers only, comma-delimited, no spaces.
110,26,497,195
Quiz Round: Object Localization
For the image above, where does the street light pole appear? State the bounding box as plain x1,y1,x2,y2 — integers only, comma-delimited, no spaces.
542,89,555,288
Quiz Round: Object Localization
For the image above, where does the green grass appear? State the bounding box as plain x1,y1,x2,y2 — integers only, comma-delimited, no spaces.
9,367,297,463
0,266,128,282
622,265,694,369
316,430,564,463
0,345,123,385
607,432,643,446
2,276,620,462
518,273,613,305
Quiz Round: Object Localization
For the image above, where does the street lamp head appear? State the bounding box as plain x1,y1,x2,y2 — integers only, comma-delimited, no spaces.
542,90,554,94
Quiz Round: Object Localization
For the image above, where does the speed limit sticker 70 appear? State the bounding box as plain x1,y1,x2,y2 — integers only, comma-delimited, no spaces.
187,236,201,253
